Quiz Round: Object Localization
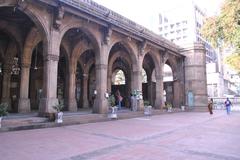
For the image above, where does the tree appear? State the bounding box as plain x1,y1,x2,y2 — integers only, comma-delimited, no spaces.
201,0,240,72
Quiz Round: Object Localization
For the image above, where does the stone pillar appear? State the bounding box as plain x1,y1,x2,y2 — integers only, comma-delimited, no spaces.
18,63,31,113
173,80,181,108
39,54,59,116
155,74,164,109
67,68,78,112
93,63,108,113
147,81,153,106
180,43,208,111
93,43,108,114
1,64,12,110
39,33,60,116
107,75,112,94
132,69,144,111
173,59,185,108
82,73,89,108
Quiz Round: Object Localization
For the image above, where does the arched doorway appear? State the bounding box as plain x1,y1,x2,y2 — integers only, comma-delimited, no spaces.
142,53,157,108
0,30,21,112
0,5,47,113
163,63,173,106
88,64,96,108
57,50,68,110
76,62,83,108
108,42,133,109
60,27,98,112
29,42,43,111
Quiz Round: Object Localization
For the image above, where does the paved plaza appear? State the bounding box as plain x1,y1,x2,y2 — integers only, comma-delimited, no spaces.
1,111,240,160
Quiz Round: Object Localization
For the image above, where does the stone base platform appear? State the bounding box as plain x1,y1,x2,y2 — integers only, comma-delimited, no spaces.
0,108,188,132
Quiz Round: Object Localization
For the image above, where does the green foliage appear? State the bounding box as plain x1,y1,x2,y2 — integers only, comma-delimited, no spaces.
201,0,240,72
225,53,240,72
0,103,8,117
144,100,150,106
53,102,64,112
108,95,115,107
166,103,172,109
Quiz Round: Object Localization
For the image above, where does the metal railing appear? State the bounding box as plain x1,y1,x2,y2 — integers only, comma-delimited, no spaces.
209,97,240,111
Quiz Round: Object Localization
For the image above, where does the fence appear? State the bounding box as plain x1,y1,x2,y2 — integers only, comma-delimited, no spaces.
209,97,240,111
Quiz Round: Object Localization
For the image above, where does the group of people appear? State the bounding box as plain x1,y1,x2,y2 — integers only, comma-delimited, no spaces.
114,90,138,111
208,98,232,115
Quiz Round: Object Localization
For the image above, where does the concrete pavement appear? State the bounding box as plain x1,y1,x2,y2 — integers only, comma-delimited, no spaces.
1,111,240,160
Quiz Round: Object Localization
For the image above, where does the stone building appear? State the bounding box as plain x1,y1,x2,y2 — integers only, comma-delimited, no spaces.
0,0,207,117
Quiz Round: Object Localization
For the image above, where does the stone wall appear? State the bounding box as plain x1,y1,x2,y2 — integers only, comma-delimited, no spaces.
180,43,208,111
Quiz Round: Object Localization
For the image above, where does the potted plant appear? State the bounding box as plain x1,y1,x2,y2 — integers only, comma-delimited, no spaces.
144,100,152,116
53,102,64,123
181,102,185,111
166,103,172,112
108,94,117,119
0,103,8,128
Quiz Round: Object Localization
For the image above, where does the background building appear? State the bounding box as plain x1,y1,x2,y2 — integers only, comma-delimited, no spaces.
157,1,228,97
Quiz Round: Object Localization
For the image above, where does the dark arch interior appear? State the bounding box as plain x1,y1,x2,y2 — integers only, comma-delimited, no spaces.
142,53,156,107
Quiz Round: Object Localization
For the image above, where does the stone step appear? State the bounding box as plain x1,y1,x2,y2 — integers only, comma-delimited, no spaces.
2,116,48,127
0,109,182,132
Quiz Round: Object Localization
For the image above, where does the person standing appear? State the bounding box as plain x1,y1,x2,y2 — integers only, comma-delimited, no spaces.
207,98,213,115
115,90,122,110
225,98,232,115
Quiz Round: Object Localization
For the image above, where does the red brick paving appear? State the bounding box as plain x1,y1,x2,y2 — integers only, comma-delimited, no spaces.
1,111,240,160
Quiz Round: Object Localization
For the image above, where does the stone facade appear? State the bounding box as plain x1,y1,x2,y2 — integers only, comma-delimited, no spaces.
180,43,208,111
0,0,207,116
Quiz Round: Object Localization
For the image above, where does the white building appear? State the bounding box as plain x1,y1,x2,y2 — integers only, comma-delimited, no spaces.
157,1,226,97
158,1,217,63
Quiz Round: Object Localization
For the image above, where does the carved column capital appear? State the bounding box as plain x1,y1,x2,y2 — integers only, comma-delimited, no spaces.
17,0,28,10
54,4,65,29
103,25,112,45
95,64,108,70
2,63,12,73
138,40,147,56
162,51,169,63
44,54,59,62
21,63,31,68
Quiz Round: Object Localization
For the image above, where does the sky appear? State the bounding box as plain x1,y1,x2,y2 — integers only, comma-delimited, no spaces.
93,0,224,33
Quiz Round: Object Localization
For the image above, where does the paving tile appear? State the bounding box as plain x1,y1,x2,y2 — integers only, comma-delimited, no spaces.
0,111,240,160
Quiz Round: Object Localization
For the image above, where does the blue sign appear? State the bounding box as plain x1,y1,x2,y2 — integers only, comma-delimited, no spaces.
188,91,194,107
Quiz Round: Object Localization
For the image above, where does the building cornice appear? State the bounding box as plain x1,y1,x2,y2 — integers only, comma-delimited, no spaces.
38,0,184,57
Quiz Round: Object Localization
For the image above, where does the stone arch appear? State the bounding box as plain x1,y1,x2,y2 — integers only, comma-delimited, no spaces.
80,57,95,108
111,57,131,108
0,2,53,113
60,22,101,60
84,58,95,75
108,51,132,74
108,40,138,69
164,54,178,77
0,1,49,38
164,55,181,108
142,50,161,78
107,49,132,88
60,44,70,68
0,20,23,53
108,41,133,108
141,51,161,107
16,4,49,39
22,27,42,65
112,69,127,85
71,40,94,70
